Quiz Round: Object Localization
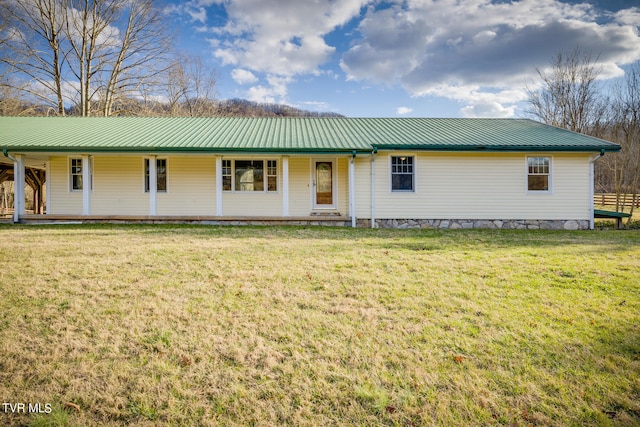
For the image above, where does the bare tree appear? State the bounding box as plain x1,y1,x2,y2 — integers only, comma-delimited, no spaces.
527,47,609,136
2,0,173,116
1,0,68,115
163,53,218,117
602,65,640,220
64,0,117,116
100,0,171,116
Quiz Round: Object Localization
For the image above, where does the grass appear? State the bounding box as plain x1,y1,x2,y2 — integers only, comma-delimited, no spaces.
0,225,639,426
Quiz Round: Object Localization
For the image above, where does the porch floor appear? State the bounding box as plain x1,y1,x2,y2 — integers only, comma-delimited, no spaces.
16,214,353,226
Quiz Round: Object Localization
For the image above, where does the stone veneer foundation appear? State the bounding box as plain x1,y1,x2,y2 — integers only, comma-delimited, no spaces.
358,219,590,230
18,215,590,229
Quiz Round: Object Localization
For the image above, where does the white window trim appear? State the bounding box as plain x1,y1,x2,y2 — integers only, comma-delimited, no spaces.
68,157,93,192
143,157,169,193
389,154,416,193
221,158,279,193
525,155,553,195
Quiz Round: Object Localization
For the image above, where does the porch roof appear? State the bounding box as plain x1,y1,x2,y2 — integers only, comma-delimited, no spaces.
0,117,620,154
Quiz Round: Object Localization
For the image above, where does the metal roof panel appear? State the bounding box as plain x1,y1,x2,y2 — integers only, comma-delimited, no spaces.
0,117,620,153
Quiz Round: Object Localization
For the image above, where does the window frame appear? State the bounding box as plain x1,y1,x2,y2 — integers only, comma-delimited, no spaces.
69,157,93,192
390,155,416,193
144,158,168,193
221,158,278,193
526,156,553,194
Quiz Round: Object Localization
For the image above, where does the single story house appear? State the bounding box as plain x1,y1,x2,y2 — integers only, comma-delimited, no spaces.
0,116,620,229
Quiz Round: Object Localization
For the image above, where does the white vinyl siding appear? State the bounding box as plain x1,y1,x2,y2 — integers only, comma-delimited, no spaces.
49,156,82,214
337,158,349,215
92,157,148,215
288,157,311,217
156,157,216,216
354,157,372,218
46,152,590,221
370,152,590,221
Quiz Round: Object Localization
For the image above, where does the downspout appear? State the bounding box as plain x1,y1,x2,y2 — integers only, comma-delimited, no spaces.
350,150,357,228
589,149,605,230
371,147,377,228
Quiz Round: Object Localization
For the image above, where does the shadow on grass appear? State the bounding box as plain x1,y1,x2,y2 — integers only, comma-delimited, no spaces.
2,223,640,254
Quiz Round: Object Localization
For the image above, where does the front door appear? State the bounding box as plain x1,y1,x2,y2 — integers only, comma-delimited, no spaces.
314,161,334,208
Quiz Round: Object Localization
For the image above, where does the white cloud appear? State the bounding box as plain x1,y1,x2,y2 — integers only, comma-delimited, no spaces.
201,0,369,105
165,1,211,24
231,69,258,85
613,7,640,26
341,0,640,116
301,101,331,110
210,0,367,77
396,106,412,115
461,102,515,118
245,75,292,104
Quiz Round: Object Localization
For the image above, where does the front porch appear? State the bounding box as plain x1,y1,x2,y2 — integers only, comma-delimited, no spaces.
17,214,352,226
6,153,361,226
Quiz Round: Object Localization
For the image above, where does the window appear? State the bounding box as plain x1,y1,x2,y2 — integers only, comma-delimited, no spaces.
70,157,92,191
267,160,277,192
222,160,232,191
235,160,263,191
144,158,167,192
222,160,278,192
391,156,414,192
527,157,550,192
70,158,83,191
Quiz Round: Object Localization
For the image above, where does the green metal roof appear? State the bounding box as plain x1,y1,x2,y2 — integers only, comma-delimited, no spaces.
0,117,620,154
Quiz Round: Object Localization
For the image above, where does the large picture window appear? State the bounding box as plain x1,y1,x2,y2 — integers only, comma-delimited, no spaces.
144,158,167,192
527,157,550,192
222,159,278,192
391,156,414,192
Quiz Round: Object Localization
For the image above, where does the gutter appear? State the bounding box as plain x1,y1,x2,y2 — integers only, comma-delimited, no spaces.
589,149,606,230
3,148,17,162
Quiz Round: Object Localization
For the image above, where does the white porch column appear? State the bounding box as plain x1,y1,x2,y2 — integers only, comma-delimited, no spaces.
371,151,376,228
349,154,356,228
82,155,91,215
589,159,594,230
148,155,157,215
13,154,25,223
282,156,289,217
216,156,223,216
45,161,51,214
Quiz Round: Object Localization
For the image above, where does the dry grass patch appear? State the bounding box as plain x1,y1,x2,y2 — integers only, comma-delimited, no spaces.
0,225,639,426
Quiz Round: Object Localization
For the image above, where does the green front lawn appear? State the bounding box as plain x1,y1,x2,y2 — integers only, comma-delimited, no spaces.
1,225,639,426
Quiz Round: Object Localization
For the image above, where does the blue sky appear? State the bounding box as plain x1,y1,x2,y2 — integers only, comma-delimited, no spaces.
164,0,640,118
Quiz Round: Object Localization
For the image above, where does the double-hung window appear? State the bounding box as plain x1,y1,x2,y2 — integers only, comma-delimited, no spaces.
70,158,83,191
527,157,550,192
69,157,92,191
391,156,414,192
222,160,232,191
144,158,167,192
222,160,278,192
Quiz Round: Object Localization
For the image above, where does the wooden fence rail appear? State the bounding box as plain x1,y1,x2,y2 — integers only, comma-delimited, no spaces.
594,193,640,208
